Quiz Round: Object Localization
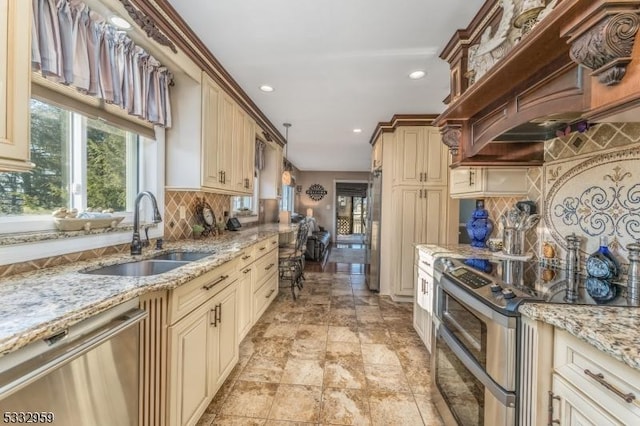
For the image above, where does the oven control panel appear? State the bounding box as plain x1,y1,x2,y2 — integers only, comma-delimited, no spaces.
448,267,492,289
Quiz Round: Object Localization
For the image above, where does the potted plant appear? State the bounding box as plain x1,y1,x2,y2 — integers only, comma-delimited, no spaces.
191,224,204,239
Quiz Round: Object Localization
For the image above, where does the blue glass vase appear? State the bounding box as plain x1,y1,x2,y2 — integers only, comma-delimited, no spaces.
466,200,493,248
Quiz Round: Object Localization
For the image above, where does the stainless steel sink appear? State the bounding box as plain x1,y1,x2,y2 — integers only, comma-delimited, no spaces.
83,260,190,277
149,251,212,262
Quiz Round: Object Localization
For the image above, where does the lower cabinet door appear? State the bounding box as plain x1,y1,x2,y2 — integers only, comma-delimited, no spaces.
210,282,239,394
168,303,212,426
552,375,621,426
237,265,254,340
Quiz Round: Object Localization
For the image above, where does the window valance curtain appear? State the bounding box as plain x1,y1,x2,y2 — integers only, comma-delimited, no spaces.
31,0,173,128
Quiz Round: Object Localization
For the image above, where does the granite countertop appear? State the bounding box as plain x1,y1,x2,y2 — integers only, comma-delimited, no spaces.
519,304,640,370
0,223,296,357
416,243,640,371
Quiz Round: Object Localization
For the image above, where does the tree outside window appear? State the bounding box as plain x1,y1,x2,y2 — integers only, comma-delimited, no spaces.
0,99,139,217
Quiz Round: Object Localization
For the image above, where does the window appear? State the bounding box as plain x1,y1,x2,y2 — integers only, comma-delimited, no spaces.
280,185,294,212
231,170,258,215
0,99,142,228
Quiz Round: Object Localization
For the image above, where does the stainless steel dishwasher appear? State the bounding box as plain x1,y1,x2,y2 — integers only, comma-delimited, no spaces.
0,298,146,425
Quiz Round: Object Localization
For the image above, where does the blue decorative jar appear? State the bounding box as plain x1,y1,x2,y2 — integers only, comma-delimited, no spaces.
466,199,493,248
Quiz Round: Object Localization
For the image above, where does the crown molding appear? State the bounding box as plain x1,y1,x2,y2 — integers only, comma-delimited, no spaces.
130,0,286,146
368,114,439,145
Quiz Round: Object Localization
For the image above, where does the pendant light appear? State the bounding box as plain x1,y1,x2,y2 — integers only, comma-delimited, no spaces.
281,123,292,186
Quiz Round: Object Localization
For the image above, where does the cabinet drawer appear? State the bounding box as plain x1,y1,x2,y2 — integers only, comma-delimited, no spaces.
554,330,640,423
254,236,279,259
254,249,278,281
253,272,277,321
417,255,435,276
169,259,238,325
236,246,255,270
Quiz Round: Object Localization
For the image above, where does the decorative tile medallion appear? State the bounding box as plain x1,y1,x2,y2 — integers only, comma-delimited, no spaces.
544,145,640,255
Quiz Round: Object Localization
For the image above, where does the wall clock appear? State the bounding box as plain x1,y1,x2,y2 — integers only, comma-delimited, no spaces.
306,184,328,201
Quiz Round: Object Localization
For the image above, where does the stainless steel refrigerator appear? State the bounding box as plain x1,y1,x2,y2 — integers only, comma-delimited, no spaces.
365,170,382,291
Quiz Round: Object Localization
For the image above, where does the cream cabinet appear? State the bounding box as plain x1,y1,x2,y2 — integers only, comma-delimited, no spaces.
393,127,448,187
383,124,456,301
235,235,279,341
391,186,448,299
201,72,255,194
0,0,33,172
412,246,436,352
243,116,256,194
236,262,254,341
168,296,212,426
232,105,256,194
549,329,640,425
168,278,238,426
201,73,225,190
449,167,528,198
413,258,433,351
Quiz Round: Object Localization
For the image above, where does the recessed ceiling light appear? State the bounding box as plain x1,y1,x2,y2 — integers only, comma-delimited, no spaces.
109,15,131,30
259,85,274,92
353,128,362,133
409,70,426,80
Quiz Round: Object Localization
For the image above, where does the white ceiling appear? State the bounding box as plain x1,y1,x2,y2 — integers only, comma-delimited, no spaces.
167,0,485,171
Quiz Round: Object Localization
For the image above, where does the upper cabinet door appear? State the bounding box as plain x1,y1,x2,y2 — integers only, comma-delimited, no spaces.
0,0,33,172
232,104,246,192
218,92,235,191
244,117,256,193
394,127,423,186
423,128,448,186
201,73,223,189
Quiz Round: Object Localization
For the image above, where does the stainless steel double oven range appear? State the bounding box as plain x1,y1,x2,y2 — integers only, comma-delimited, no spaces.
431,256,635,426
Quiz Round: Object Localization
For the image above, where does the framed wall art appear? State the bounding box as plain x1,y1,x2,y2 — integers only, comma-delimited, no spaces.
306,184,328,201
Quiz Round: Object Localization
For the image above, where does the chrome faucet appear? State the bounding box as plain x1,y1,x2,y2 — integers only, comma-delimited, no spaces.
131,191,163,255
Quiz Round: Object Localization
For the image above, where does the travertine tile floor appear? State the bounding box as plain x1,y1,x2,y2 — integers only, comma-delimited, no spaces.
196,269,443,426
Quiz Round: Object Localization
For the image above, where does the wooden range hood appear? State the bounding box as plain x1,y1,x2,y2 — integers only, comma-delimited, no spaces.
435,0,640,167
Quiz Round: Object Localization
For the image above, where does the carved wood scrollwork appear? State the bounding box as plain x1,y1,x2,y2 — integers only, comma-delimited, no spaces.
441,124,462,155
570,12,640,86
118,0,178,53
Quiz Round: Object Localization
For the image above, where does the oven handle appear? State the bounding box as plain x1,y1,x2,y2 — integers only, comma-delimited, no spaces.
441,276,517,329
439,325,517,408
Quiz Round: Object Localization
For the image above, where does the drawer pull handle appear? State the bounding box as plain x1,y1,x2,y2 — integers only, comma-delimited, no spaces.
265,263,275,271
265,289,275,298
242,255,251,260
272,241,277,245
210,307,217,326
584,369,636,403
421,260,431,267
202,275,229,290
243,268,251,274
259,247,266,251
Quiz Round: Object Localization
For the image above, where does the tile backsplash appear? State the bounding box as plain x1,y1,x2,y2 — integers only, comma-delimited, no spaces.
164,191,231,241
540,123,640,265
484,167,543,255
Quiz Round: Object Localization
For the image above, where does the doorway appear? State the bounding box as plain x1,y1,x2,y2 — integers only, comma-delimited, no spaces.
334,181,368,245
